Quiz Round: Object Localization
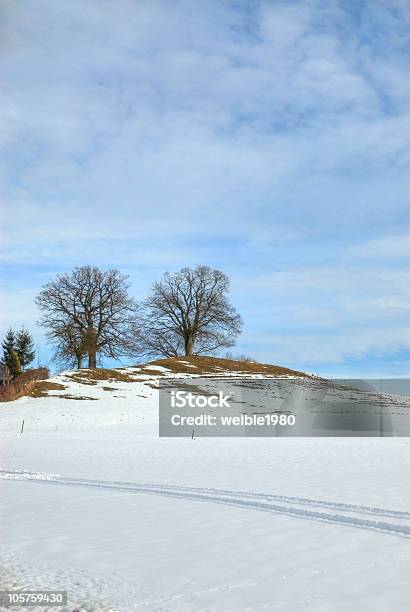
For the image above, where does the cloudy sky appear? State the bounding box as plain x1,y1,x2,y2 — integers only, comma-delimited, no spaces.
2,0,410,375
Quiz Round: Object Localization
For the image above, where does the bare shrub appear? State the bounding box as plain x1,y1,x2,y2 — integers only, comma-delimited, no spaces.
0,368,49,402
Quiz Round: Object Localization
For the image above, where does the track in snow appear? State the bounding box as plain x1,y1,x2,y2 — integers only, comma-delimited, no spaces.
1,469,409,538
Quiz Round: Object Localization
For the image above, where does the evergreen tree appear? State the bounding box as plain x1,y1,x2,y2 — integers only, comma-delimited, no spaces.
16,327,35,369
2,328,16,370
9,350,21,378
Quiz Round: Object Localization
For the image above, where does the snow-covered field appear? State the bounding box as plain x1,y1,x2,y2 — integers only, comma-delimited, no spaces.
0,364,409,611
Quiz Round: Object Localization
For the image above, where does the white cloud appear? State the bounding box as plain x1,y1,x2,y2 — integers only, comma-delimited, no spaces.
349,233,410,260
232,265,410,365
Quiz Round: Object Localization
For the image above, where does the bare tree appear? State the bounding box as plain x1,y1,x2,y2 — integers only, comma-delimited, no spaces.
136,265,242,358
36,266,139,368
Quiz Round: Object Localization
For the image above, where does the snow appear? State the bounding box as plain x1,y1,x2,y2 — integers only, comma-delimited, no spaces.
0,370,409,611
139,365,171,372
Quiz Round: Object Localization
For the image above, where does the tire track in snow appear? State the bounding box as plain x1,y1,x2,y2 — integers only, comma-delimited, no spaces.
2,469,407,520
123,482,410,520
1,469,409,538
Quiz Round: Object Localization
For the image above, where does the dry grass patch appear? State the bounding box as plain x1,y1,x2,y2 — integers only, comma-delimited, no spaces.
57,394,98,400
144,356,308,377
133,368,168,377
65,376,98,386
29,382,97,400
66,368,137,385
29,381,67,398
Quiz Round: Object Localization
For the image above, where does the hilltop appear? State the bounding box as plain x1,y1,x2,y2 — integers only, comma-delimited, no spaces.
22,355,308,400
142,355,308,377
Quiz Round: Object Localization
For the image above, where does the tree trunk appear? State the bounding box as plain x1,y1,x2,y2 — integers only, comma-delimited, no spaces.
88,351,97,369
86,326,97,369
184,336,194,356
76,354,82,369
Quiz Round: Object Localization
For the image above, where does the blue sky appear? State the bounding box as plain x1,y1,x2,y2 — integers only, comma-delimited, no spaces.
1,0,410,376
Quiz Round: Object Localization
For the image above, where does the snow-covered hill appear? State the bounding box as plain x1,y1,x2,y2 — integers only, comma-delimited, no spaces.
0,358,409,611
